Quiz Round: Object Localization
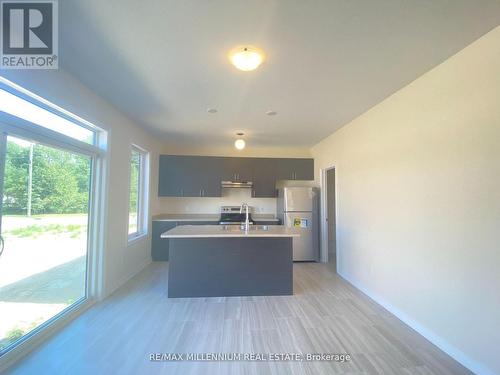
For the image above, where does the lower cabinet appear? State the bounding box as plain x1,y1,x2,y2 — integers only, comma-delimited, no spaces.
152,220,218,261
152,221,176,261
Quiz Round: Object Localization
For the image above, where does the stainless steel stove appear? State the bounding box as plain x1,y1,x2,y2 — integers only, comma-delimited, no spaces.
218,206,254,225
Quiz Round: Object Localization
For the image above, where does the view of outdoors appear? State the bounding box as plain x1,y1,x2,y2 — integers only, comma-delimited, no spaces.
128,150,140,235
0,136,91,352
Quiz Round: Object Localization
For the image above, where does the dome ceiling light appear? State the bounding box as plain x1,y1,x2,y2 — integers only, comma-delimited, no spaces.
234,132,246,150
229,46,265,71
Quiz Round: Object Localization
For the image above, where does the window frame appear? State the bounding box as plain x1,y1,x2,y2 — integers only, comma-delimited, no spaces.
0,77,108,369
0,77,100,147
127,144,149,243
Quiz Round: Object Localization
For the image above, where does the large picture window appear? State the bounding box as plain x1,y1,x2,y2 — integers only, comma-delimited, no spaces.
0,77,105,357
128,145,148,241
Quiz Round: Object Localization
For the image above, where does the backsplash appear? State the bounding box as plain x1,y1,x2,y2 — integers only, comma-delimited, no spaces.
157,188,277,214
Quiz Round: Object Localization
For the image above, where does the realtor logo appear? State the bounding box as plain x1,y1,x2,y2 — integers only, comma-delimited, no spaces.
1,0,58,69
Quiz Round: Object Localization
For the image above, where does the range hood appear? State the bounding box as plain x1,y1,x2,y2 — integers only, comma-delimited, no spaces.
221,180,253,188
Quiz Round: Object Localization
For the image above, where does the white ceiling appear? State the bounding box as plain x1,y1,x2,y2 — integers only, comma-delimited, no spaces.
60,0,500,148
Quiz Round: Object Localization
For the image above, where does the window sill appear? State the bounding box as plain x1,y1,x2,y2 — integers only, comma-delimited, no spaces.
127,232,147,246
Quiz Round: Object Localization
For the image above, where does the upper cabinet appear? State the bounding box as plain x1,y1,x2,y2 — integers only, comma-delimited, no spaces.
275,158,314,181
159,155,221,197
158,155,314,197
158,155,188,197
291,158,314,180
251,158,279,198
218,157,253,182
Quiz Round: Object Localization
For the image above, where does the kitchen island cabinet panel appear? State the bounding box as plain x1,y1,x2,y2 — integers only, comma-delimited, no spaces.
168,237,293,298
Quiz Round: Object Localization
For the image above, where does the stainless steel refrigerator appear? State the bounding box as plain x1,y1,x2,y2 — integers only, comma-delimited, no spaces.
277,187,319,261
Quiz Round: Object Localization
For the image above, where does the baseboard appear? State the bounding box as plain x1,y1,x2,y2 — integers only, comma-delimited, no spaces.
337,270,494,375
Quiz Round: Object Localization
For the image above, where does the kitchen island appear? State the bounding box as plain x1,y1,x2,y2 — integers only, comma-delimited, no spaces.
161,225,299,298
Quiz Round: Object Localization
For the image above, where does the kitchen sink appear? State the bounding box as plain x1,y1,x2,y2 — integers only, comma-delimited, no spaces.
241,224,269,231
219,224,269,231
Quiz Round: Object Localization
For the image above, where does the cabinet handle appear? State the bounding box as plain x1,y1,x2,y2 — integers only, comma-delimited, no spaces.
200,189,203,197
180,188,184,197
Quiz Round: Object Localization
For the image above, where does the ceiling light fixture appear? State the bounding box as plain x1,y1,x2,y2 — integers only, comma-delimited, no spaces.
207,108,218,113
234,139,246,150
229,46,265,71
266,110,277,116
234,132,246,150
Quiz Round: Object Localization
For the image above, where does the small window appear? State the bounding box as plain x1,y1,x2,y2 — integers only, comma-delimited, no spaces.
128,145,149,241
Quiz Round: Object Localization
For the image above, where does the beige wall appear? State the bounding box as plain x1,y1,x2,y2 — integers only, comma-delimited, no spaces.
311,26,500,374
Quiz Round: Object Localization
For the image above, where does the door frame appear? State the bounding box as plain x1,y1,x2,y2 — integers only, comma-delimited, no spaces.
0,125,107,371
319,165,338,266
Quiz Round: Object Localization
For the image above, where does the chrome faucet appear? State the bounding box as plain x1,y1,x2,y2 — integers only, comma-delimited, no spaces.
240,203,250,232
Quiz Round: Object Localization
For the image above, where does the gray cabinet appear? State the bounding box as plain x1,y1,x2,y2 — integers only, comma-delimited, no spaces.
275,159,296,181
275,158,314,180
159,155,221,197
152,221,176,260
178,156,202,197
251,158,278,198
292,158,314,180
158,155,186,197
196,158,222,197
158,155,202,197
158,155,314,197
219,157,253,182
152,220,218,260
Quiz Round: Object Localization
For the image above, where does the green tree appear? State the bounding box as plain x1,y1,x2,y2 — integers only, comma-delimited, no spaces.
3,140,91,215
129,151,140,215
3,142,29,214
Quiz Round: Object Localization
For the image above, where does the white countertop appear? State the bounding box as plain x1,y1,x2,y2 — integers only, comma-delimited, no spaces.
152,214,280,222
161,225,299,238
